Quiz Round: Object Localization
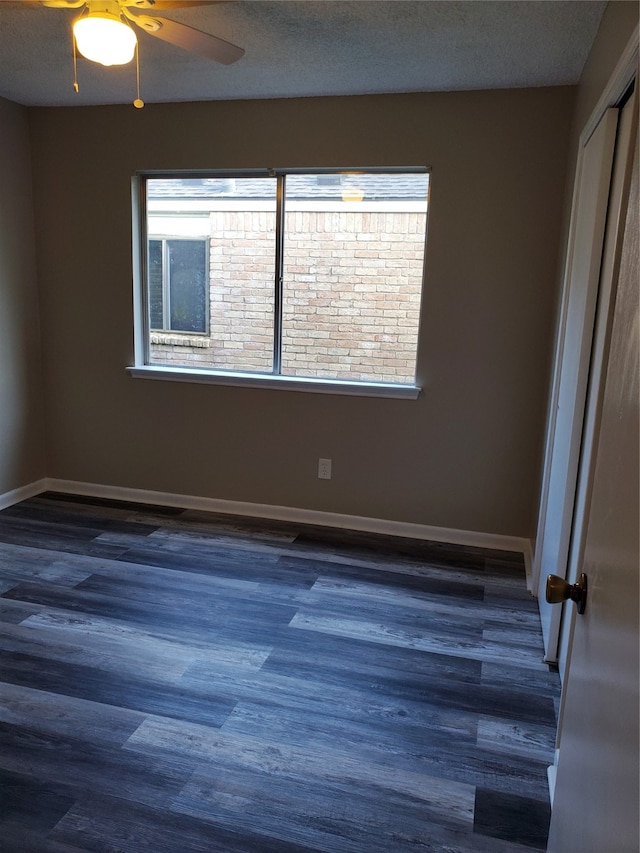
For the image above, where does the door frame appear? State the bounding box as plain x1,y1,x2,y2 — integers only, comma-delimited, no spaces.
544,25,639,802
531,25,639,665
555,86,638,683
532,109,618,662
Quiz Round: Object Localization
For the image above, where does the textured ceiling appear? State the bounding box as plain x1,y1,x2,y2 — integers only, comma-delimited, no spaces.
0,0,607,108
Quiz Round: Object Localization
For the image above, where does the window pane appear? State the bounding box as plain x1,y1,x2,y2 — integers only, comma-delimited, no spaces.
168,240,207,333
146,177,277,372
148,239,164,330
281,172,428,383
208,179,276,372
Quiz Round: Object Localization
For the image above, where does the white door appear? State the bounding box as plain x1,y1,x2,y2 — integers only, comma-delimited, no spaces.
547,116,638,853
532,109,618,662
553,88,638,685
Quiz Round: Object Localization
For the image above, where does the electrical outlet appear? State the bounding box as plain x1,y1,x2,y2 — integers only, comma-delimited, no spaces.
318,458,332,480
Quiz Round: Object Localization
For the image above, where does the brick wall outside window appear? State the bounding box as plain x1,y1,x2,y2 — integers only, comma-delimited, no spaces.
149,208,425,384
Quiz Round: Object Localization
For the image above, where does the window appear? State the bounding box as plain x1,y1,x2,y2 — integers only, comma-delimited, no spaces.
134,169,429,395
149,239,208,333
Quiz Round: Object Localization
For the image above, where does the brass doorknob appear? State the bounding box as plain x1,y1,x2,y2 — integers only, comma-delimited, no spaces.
546,573,588,615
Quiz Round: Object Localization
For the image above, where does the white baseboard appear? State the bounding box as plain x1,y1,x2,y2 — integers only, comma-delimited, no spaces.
1,477,530,557
0,478,48,512
35,478,528,555
547,748,561,806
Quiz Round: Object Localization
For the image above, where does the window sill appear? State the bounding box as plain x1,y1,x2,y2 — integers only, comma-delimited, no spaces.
127,365,421,399
150,332,210,348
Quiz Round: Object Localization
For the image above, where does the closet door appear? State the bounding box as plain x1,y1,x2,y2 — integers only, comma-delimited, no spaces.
532,108,618,662
547,106,638,853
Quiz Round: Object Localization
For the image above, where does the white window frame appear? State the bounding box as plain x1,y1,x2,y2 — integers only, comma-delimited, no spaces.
129,169,428,399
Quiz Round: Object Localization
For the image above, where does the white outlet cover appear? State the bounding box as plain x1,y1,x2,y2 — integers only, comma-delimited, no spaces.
318,458,332,479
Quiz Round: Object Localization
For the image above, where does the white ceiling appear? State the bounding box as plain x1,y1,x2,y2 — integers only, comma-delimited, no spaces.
0,0,607,108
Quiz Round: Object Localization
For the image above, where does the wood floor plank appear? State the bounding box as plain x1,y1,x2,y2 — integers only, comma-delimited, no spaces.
21,609,273,672
0,501,162,537
174,767,465,853
474,788,551,850
1,578,298,649
0,681,146,745
0,650,237,727
0,542,96,588
0,620,194,681
0,823,90,853
0,720,190,810
34,491,184,518
50,794,327,853
288,611,550,669
0,767,76,834
179,661,483,745
0,517,129,559
126,713,477,811
0,598,43,624
306,576,540,627
260,626,483,693
278,554,487,599
481,660,561,696
476,716,557,762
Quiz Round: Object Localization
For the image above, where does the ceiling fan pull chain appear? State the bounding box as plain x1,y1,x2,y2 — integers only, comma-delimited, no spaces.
72,32,79,93
133,39,144,108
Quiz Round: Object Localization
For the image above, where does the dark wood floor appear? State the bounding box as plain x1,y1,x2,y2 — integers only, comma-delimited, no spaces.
0,492,560,852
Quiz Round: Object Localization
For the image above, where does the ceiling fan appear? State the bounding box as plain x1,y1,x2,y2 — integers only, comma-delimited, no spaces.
0,0,244,65
0,0,244,106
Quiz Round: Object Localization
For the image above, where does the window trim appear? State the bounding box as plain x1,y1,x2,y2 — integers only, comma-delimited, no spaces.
131,168,428,398
126,364,421,399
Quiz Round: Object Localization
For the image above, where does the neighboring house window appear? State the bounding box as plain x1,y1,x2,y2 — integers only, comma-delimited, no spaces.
149,238,208,333
137,169,429,391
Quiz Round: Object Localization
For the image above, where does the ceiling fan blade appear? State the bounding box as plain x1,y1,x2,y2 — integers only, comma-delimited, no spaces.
40,0,86,7
121,1,223,9
132,13,244,64
33,0,221,7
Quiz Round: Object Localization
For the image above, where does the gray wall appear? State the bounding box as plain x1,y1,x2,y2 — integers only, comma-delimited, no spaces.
0,96,45,497
29,85,575,538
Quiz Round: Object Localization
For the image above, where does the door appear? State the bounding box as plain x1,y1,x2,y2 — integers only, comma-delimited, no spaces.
553,88,638,685
547,115,638,853
532,109,618,662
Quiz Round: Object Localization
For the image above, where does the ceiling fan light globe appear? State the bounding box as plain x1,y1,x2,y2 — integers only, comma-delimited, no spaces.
73,13,137,67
